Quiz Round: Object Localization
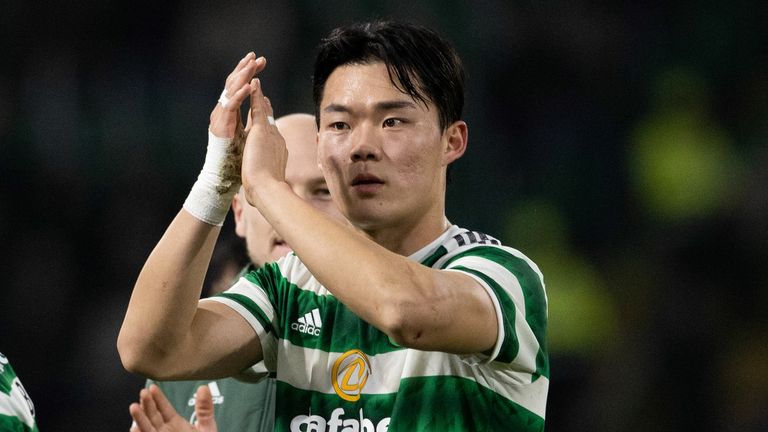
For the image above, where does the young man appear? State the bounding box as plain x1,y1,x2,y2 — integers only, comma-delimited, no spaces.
144,113,340,430
1,352,38,432
120,21,548,431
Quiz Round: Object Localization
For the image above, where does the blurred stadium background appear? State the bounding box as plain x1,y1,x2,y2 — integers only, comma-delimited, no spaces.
1,1,766,430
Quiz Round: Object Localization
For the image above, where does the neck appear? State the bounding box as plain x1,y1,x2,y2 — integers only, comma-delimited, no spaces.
359,205,450,256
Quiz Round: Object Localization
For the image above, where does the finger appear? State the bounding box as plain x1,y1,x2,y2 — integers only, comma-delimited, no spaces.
220,60,254,109
223,81,255,112
224,52,256,87
149,384,179,424
129,401,155,432
248,78,270,130
220,56,264,112
194,385,216,428
139,387,163,428
244,108,253,133
233,51,256,74
225,56,265,97
226,53,265,88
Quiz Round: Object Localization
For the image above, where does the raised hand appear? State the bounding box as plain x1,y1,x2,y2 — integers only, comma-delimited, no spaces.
129,384,218,432
183,53,267,226
241,78,289,208
209,52,266,139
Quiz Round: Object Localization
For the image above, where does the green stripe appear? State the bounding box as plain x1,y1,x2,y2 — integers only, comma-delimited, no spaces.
442,247,548,378
0,372,14,395
274,376,543,431
0,414,35,432
1,358,17,395
216,292,277,335
237,263,404,355
244,263,282,308
420,245,448,267
453,266,520,363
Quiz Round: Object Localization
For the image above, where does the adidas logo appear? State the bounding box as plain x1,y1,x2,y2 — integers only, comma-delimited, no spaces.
291,308,323,336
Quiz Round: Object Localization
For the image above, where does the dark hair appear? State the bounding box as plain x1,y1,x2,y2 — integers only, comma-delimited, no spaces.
312,21,465,131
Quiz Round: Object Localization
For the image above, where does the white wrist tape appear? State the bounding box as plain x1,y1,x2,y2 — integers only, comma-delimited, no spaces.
218,89,230,108
183,130,242,226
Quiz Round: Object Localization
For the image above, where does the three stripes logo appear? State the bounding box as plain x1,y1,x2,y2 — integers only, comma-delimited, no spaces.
453,230,500,247
291,308,323,336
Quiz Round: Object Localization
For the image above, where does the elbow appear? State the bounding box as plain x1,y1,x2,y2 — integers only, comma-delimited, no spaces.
117,331,146,375
375,269,444,349
377,299,436,349
117,330,163,378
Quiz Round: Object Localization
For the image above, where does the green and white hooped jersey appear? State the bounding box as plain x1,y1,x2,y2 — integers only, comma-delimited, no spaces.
208,225,549,431
0,353,38,432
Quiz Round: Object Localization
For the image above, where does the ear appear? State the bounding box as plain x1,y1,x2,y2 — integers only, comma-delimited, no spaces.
232,191,247,238
442,120,468,166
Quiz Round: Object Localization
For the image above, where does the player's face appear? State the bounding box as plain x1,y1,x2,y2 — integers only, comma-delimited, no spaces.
235,115,344,265
317,62,457,230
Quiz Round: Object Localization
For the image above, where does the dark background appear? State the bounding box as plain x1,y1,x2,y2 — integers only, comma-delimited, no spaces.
1,1,767,430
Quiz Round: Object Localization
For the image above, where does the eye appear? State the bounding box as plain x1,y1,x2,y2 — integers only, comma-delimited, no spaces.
314,187,331,199
382,118,403,128
329,122,349,130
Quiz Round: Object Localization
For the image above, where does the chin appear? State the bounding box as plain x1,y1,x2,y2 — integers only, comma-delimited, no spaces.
271,245,293,261
346,209,392,231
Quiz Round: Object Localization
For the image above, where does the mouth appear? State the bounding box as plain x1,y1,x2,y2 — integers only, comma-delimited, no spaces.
351,174,384,195
351,174,384,187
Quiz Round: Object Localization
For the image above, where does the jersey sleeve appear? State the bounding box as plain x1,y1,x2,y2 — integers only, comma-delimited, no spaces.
204,260,286,378
0,354,37,432
441,246,548,380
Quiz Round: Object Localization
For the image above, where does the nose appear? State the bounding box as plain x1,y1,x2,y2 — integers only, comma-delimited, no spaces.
350,124,382,162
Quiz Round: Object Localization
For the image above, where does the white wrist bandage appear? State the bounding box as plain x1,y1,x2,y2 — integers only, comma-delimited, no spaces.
183,130,242,226
218,89,230,108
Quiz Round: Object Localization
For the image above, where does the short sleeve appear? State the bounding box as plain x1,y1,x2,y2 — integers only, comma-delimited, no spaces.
441,246,548,379
205,262,283,376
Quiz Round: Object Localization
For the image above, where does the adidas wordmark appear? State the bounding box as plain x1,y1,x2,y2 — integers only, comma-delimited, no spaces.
291,308,323,336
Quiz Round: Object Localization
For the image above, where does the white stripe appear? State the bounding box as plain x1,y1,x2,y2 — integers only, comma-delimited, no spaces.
276,256,330,295
312,308,323,327
208,381,221,397
221,277,277,324
276,341,548,418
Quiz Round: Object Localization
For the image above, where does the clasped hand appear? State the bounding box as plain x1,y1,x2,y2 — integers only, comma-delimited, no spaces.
208,52,289,210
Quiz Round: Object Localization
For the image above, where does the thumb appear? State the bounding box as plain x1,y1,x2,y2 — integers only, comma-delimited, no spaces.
193,385,218,432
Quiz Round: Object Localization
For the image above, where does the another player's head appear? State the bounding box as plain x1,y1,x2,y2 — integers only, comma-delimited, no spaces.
311,21,468,234
232,113,343,265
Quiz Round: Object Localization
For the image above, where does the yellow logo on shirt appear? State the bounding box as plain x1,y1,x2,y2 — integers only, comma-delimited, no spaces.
331,349,371,402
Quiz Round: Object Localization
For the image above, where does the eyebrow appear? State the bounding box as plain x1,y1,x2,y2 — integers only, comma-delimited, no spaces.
323,100,418,114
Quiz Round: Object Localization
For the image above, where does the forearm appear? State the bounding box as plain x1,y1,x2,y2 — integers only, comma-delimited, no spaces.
119,53,266,375
118,210,221,373
250,182,439,338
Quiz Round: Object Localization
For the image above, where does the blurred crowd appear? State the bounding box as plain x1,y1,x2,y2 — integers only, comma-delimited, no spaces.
1,1,766,430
